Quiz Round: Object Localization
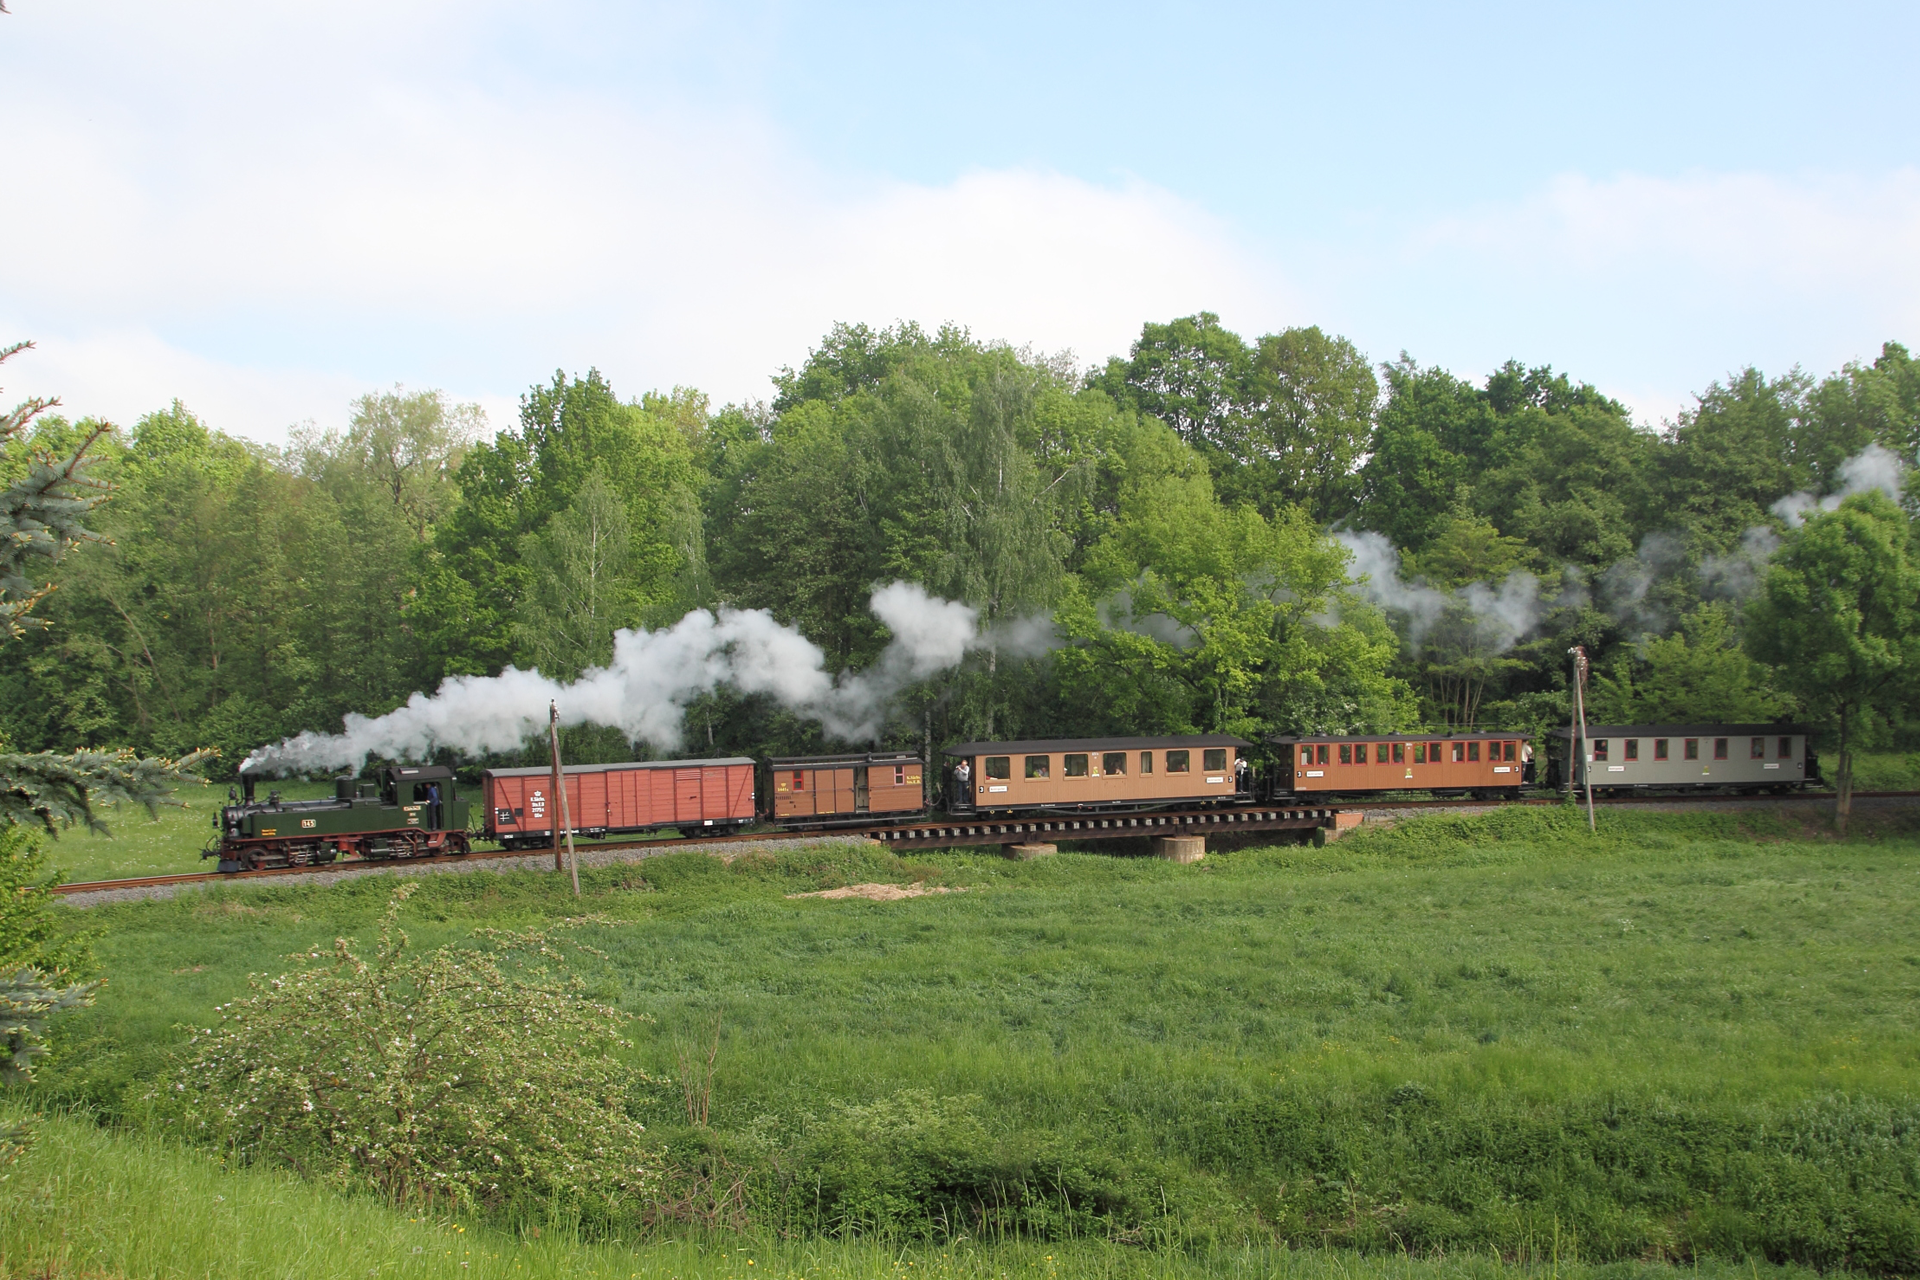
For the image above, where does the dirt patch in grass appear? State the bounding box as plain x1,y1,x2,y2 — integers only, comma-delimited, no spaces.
785,882,963,902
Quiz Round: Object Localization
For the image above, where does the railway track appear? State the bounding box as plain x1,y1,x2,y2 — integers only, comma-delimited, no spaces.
51,787,1916,899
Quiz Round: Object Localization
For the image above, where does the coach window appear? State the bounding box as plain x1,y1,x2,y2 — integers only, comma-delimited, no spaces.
1593,739,1609,761
1103,752,1127,775
1140,751,1154,774
1204,748,1227,771
1064,753,1089,777
1338,744,1352,765
1393,743,1406,763
1166,750,1191,773
985,756,1010,780
1714,738,1729,760
1624,739,1639,761
1504,741,1517,762
1378,743,1392,763
1684,739,1699,760
894,765,906,785
792,771,806,791
1778,737,1793,759
1412,743,1426,764
1467,741,1480,762
1654,739,1669,760
1025,755,1051,779
1429,742,1441,762
1451,742,1465,763
1750,737,1765,759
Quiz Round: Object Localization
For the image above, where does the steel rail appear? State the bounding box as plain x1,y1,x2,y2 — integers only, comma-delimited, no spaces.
51,786,1914,897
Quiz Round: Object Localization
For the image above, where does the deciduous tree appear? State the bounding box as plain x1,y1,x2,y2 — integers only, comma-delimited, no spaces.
1745,492,1919,831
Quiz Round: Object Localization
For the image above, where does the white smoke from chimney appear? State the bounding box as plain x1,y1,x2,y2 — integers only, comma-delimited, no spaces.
1703,444,1910,599
240,582,1042,775
1334,530,1579,653
1770,443,1907,528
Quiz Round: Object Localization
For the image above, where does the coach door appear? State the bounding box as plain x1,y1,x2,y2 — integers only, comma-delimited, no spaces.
853,766,870,813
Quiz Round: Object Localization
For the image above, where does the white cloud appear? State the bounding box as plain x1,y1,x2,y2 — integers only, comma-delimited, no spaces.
1355,168,1920,424
5,2,1917,440
0,2,1280,438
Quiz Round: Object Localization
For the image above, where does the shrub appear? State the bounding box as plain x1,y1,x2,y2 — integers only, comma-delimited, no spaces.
0,822,97,1163
168,885,656,1222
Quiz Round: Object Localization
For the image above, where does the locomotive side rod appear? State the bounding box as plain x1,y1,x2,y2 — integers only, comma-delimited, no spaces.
53,788,1920,898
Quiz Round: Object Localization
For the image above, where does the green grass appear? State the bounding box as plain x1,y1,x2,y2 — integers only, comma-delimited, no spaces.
1851,753,1920,791
0,1110,1826,1280
31,804,1920,1271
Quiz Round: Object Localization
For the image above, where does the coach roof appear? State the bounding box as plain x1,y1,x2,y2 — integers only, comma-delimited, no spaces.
943,735,1250,757
482,757,754,778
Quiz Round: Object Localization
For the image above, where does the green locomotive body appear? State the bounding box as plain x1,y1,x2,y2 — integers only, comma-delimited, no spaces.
208,764,471,872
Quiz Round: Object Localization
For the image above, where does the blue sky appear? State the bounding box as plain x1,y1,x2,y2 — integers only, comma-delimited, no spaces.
2,1,1916,438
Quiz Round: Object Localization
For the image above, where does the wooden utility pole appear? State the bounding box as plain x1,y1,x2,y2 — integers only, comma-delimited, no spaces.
1568,645,1596,832
547,702,580,895
548,704,581,895
549,701,565,873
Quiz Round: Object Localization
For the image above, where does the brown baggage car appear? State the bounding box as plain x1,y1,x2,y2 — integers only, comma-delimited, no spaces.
766,752,925,826
482,757,756,848
944,735,1253,815
1268,733,1532,798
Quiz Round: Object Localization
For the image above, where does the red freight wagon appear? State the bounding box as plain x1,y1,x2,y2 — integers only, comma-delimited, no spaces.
1266,733,1532,798
482,757,756,849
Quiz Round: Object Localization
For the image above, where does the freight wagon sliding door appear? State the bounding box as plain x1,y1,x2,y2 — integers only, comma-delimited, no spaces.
673,768,704,824
643,768,676,827
579,772,609,832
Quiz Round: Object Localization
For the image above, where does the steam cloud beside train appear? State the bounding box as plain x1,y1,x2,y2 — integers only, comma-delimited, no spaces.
1339,445,1908,648
240,582,1049,776
1334,531,1579,654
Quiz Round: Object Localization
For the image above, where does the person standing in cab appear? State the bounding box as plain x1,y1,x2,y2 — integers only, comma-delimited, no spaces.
427,781,442,830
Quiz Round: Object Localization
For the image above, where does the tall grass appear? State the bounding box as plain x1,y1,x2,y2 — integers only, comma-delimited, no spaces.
2,1112,1834,1280
31,805,1920,1270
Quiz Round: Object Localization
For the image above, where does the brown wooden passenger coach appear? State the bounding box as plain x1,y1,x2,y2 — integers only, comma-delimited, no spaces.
1268,733,1532,797
482,757,756,848
944,735,1253,814
766,752,924,825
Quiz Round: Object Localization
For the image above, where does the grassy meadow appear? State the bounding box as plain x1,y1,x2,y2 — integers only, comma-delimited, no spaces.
17,801,1920,1276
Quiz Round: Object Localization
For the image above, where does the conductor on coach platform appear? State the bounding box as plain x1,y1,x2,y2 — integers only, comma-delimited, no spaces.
952,757,972,809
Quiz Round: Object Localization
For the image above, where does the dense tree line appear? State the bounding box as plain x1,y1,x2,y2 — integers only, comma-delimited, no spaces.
2,319,1916,780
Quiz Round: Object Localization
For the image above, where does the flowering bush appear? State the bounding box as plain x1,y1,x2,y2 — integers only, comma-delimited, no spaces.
169,885,655,1219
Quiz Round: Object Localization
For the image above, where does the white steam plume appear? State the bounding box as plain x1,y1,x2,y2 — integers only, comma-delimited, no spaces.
1096,585,1199,649
1599,531,1690,637
1335,531,1579,653
241,582,1040,775
1704,444,1910,599
1770,443,1907,528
